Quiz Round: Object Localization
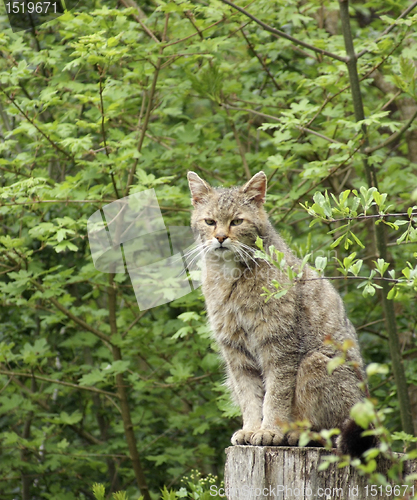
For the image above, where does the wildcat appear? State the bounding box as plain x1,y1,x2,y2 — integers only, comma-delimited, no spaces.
187,170,374,457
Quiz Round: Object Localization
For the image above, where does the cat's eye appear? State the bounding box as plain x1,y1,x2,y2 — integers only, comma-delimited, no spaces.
230,219,243,226
205,219,216,226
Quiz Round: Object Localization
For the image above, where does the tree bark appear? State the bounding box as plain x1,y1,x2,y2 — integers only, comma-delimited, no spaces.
338,0,415,438
108,274,151,500
224,446,417,500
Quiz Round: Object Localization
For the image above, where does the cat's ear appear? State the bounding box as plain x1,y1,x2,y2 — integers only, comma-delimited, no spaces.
242,171,267,204
187,171,213,206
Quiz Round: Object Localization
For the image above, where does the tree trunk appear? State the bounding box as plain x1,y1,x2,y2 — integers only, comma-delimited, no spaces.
224,446,417,500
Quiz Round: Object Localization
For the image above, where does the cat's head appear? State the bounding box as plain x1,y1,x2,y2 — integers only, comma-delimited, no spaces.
187,171,269,262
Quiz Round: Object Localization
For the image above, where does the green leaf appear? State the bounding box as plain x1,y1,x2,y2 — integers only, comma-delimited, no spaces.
391,431,417,443
314,256,327,272
330,234,345,249
92,484,106,500
373,258,390,277
326,356,345,374
366,363,389,377
298,431,312,447
255,236,264,251
387,285,398,300
54,241,78,252
350,231,365,249
400,57,416,82
57,438,70,449
350,400,376,429
20,338,50,366
78,369,106,386
312,191,332,218
317,455,339,471
59,410,83,425
349,259,363,276
273,289,288,300
112,492,129,500
362,283,376,297
178,312,201,323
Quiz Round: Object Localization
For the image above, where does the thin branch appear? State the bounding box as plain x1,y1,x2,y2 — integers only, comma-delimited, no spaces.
46,451,129,459
5,370,105,446
0,376,12,394
125,16,169,196
162,18,225,48
118,0,160,43
357,0,417,58
150,373,220,389
339,1,366,125
98,66,120,199
219,0,347,63
184,10,204,40
241,30,280,91
297,126,341,144
297,275,401,284
0,199,190,214
0,369,119,399
0,165,35,179
313,212,417,223
221,103,341,144
357,319,385,331
193,164,227,184
364,108,417,154
117,0,146,19
0,199,115,205
274,141,364,223
0,265,20,275
104,393,122,415
0,84,74,161
339,0,415,438
301,29,409,137
221,103,279,121
122,310,150,337
108,271,151,499
163,4,256,49
31,280,113,346
224,106,252,180
144,131,172,150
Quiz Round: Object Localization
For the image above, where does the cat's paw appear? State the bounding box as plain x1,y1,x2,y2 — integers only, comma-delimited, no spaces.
231,429,254,445
250,429,284,446
287,430,300,446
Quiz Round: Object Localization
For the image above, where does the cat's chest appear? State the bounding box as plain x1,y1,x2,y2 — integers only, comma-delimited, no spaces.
203,264,272,335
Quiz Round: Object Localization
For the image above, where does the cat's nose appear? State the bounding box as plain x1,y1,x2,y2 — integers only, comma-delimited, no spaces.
215,233,228,244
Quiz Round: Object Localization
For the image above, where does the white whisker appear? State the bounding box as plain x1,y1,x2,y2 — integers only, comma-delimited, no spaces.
228,242,259,267
185,244,209,269
241,242,273,268
238,247,259,267
183,244,203,259
174,244,209,279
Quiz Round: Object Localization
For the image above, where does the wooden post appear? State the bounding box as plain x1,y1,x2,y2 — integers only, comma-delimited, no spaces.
224,446,417,500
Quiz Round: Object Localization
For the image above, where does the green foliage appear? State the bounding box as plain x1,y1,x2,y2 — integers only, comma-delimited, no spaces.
92,484,106,500
301,189,417,298
1,0,417,497
92,471,222,500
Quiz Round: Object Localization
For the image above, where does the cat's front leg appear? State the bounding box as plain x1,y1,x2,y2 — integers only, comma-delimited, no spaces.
250,365,297,446
220,342,264,445
229,369,263,445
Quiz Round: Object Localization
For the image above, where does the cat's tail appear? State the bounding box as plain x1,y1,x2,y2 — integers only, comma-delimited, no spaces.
337,418,377,459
